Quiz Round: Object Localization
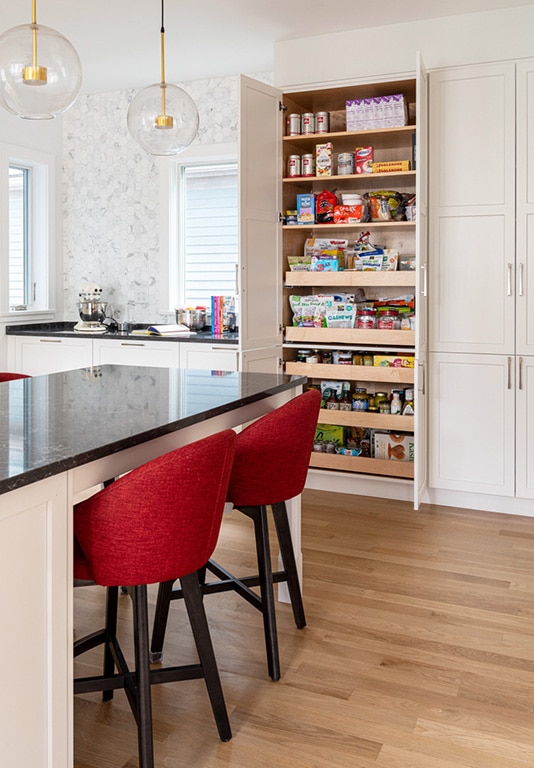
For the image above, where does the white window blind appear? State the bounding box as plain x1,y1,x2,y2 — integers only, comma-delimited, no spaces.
8,165,30,309
180,162,238,308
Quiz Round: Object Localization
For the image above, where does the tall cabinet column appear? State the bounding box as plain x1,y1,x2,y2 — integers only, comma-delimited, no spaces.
428,60,534,507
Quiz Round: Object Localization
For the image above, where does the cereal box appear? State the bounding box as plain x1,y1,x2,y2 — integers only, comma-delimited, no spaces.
297,193,315,225
355,146,373,174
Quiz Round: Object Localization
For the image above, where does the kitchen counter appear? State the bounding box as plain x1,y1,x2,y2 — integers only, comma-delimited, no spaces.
0,365,303,494
0,365,306,768
5,321,239,344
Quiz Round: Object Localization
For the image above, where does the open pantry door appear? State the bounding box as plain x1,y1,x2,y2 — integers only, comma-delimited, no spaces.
238,75,283,355
414,52,428,509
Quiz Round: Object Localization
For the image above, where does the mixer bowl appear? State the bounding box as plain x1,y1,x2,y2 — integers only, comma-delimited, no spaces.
175,308,207,330
78,300,108,323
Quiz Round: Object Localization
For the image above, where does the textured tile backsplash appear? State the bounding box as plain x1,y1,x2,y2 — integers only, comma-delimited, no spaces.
62,73,271,323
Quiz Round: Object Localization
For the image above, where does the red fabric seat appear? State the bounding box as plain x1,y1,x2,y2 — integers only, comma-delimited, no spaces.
150,389,321,681
73,429,236,768
0,372,30,381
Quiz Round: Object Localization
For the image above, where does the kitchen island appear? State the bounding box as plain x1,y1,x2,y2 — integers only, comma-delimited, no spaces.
0,365,306,768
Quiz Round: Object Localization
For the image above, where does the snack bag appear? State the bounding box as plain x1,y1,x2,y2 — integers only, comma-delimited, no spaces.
315,189,338,223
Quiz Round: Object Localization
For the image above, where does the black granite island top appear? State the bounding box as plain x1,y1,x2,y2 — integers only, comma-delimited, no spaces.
5,322,239,344
0,365,306,495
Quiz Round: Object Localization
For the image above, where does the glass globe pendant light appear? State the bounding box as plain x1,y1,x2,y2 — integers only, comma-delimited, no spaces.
127,0,199,156
0,0,82,119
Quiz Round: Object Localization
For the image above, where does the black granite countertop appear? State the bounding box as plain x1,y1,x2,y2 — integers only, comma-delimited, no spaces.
0,365,306,495
5,322,239,344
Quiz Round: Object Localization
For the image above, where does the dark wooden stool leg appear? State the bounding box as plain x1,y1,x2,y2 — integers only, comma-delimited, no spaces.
131,585,155,768
251,505,280,682
102,586,119,701
150,579,174,663
271,502,306,629
180,572,232,742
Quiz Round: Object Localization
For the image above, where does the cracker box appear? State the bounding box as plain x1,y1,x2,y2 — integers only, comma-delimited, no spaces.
297,193,315,225
316,142,333,175
373,431,414,462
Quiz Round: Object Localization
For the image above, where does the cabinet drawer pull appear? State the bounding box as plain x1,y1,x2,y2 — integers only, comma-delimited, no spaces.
39,338,62,343
507,356,512,389
120,342,146,347
507,263,513,296
420,262,427,298
519,262,524,297
519,356,523,390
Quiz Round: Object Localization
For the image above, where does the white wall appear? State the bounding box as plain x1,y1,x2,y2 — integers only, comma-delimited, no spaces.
274,5,534,88
0,109,63,366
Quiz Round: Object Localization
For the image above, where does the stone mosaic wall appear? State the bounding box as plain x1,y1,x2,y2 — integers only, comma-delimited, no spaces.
62,73,271,323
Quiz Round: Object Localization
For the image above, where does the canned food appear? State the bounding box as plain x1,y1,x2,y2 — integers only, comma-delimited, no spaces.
287,113,301,136
302,153,315,177
337,152,355,175
287,154,301,177
315,111,330,133
302,113,315,134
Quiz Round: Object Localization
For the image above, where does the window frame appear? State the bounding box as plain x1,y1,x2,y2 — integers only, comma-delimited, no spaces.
0,143,56,318
160,142,238,315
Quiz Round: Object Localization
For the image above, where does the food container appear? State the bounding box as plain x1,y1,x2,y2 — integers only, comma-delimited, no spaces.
175,308,207,329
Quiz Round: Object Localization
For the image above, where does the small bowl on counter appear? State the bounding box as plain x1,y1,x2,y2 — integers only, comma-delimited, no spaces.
175,308,207,330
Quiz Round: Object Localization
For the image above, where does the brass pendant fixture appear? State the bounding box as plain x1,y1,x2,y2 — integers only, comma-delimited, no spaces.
127,0,199,156
0,0,82,119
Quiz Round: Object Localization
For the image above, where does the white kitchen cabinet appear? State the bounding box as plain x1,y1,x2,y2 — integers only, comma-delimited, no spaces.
429,62,516,355
8,335,93,375
428,59,534,507
180,342,238,372
92,337,180,368
516,355,534,499
429,352,515,496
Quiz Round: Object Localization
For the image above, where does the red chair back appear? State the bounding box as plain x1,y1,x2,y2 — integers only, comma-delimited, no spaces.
74,430,236,587
228,389,321,507
0,372,30,382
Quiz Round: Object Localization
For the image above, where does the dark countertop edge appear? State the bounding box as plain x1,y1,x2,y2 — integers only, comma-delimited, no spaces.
0,375,307,495
5,322,239,345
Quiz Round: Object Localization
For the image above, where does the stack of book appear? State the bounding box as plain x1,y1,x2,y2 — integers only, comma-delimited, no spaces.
211,295,225,337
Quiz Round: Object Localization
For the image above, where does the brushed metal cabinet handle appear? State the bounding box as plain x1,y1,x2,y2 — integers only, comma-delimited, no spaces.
39,338,62,343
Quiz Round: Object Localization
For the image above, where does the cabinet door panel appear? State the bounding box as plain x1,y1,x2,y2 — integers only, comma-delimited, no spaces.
92,339,180,368
13,337,92,375
433,214,513,350
516,355,534,499
516,60,534,354
180,343,238,372
429,353,515,496
429,63,516,355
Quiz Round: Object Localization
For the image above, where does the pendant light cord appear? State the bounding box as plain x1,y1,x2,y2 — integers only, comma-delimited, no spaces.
160,0,166,86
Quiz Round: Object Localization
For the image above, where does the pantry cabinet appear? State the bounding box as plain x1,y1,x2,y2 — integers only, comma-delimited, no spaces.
279,58,428,506
428,59,534,504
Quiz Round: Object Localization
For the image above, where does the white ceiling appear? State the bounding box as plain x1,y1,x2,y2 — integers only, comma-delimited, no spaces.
1,0,532,93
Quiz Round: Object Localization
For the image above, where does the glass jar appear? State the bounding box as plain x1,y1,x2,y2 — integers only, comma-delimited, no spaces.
351,388,369,411
337,350,353,365
352,352,363,365
356,308,376,329
363,354,374,366
377,309,400,330
297,349,311,363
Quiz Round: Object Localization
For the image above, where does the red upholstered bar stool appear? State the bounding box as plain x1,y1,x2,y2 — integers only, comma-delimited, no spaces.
73,429,236,768
151,388,322,682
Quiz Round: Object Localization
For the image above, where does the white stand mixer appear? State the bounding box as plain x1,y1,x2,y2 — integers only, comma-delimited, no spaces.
74,283,110,333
